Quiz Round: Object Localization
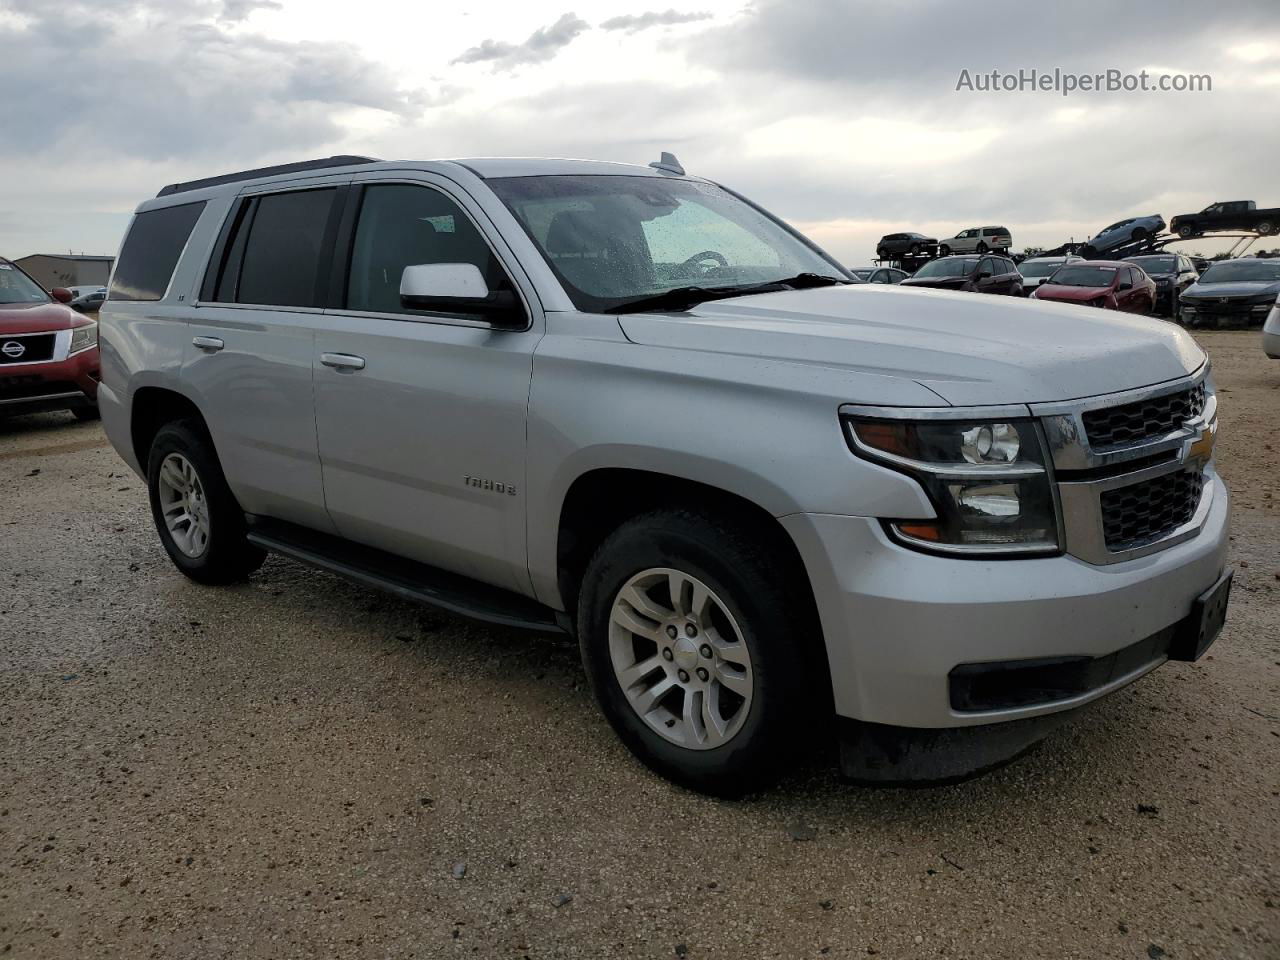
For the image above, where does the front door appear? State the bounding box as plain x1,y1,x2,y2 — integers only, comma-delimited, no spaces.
311,176,541,595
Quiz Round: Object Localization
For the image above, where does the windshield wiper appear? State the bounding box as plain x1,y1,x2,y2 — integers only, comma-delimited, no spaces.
610,273,850,314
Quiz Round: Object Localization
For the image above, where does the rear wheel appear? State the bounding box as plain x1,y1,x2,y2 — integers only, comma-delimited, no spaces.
976,241,988,253
1131,226,1149,242
577,508,816,797
1258,221,1274,236
147,420,265,584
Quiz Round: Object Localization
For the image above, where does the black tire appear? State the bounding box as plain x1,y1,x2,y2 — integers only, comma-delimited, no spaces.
909,243,921,256
576,508,818,797
1258,221,1274,236
72,404,100,422
976,241,988,253
146,419,265,585
939,244,951,257
1132,227,1149,242
875,247,887,260
1177,223,1195,239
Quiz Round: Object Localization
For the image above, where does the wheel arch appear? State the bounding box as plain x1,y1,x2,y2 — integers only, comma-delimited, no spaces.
130,385,209,472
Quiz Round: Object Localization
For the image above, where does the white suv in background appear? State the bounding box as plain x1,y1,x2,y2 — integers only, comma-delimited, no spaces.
940,225,1013,255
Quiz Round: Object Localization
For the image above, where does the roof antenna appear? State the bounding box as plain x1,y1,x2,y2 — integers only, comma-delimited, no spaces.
648,151,685,176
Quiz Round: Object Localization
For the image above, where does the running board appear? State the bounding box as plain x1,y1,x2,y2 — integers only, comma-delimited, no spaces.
245,518,565,634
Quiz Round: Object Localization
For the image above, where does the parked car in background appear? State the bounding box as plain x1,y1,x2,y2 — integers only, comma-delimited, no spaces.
1170,200,1280,238
1178,257,1280,327
938,226,1011,255
850,266,909,284
1017,255,1083,293
1263,295,1280,358
1032,261,1156,314
1189,255,1213,275
875,232,936,259
1125,254,1199,315
1083,215,1166,255
0,258,100,419
899,254,1022,295
69,285,108,313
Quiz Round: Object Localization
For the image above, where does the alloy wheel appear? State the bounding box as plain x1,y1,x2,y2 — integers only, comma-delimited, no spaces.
608,567,754,750
157,452,211,558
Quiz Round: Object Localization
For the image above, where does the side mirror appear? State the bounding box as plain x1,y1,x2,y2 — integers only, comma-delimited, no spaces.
51,287,73,303
399,263,524,327
977,270,992,280
1117,281,1132,291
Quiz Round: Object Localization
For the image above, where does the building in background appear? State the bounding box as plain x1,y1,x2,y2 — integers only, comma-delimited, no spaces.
13,254,114,290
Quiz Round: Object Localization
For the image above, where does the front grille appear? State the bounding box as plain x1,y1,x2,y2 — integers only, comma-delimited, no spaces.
0,333,56,364
1100,469,1204,551
1082,383,1205,449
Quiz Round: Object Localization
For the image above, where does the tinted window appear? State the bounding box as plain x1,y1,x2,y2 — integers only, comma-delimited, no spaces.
346,183,514,316
109,201,205,301
225,189,336,307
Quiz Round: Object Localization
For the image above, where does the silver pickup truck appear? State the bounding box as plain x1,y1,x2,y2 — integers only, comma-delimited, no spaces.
99,154,1231,795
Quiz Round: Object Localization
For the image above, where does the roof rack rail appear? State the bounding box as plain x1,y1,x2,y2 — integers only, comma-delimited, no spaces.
156,155,381,198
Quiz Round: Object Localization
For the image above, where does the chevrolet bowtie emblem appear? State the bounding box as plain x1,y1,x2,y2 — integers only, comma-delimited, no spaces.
1181,419,1217,468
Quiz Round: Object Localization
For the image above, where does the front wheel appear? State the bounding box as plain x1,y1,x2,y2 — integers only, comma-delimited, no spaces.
147,420,265,585
939,244,951,257
577,509,816,797
909,243,921,256
1177,224,1196,239
1131,227,1149,242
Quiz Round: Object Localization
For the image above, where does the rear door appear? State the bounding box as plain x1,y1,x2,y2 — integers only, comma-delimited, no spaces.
185,180,347,533
310,173,541,595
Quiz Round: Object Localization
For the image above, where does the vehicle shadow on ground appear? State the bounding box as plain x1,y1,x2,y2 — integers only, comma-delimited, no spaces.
0,410,89,438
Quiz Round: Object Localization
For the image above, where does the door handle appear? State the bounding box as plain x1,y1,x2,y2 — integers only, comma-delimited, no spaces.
192,336,224,352
320,353,366,371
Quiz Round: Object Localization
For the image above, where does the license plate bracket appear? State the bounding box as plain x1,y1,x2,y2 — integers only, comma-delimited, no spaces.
1169,568,1232,662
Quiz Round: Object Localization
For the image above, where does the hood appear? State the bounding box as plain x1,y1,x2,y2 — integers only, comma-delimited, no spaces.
899,275,969,290
1034,284,1112,302
616,285,1203,406
0,301,81,335
1182,280,1280,301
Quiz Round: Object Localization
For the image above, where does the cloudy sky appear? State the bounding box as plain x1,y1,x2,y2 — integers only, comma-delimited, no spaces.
2,0,1278,263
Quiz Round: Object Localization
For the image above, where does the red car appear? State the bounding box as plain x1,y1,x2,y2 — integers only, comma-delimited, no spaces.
0,258,100,420
1031,260,1156,314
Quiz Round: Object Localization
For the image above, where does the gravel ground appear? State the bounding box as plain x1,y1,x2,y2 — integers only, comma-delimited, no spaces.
1,330,1276,959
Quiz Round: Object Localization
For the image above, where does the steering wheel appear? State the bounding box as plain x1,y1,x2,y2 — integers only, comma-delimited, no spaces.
680,250,729,276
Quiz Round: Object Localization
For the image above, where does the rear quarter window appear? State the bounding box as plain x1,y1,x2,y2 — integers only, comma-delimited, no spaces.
109,201,206,301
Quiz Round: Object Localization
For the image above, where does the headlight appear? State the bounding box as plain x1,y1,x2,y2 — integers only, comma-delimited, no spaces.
843,415,1060,556
69,319,98,354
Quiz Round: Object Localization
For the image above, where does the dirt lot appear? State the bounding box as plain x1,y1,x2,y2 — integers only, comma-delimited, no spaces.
1,331,1277,959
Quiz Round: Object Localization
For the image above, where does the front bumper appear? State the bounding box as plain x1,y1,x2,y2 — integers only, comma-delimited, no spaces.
781,472,1229,731
0,345,100,416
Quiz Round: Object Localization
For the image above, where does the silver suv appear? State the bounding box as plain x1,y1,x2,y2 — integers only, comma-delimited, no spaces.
99,155,1231,795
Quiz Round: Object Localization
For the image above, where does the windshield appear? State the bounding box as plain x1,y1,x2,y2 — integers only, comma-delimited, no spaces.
1128,256,1175,274
1018,260,1062,278
1048,265,1118,287
851,269,874,280
487,175,845,311
1199,260,1280,283
0,261,50,305
911,257,977,279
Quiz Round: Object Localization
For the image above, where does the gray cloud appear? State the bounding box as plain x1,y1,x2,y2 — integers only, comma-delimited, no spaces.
220,0,282,20
452,12,589,70
0,0,431,162
600,9,712,33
